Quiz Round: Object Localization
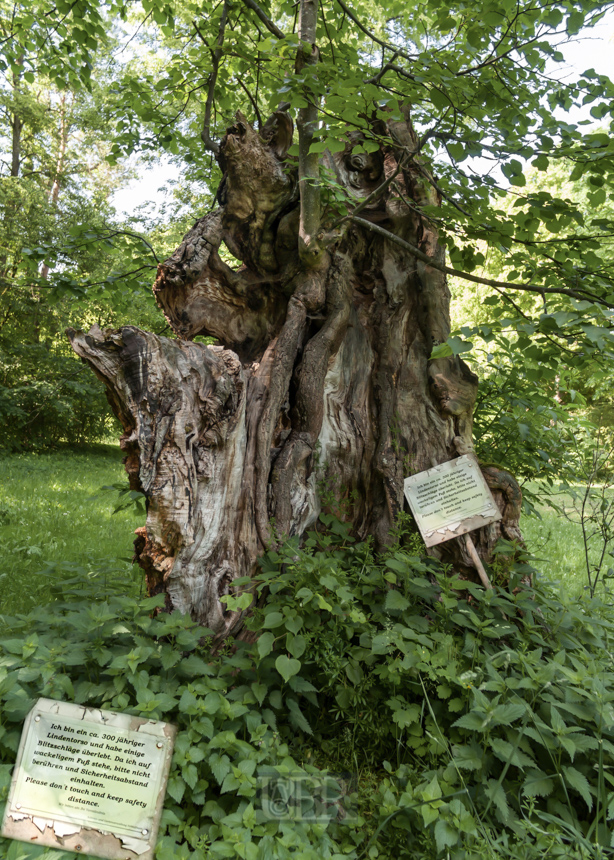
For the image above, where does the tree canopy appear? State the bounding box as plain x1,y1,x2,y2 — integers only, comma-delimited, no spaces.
3,0,614,475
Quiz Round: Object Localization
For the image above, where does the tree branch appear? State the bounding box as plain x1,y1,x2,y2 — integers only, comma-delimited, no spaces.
236,77,263,130
239,0,285,39
366,60,416,85
488,283,577,357
348,215,614,309
197,2,230,156
334,0,416,63
296,0,321,266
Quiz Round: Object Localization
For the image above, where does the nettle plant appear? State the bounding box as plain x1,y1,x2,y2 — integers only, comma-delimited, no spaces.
1,521,614,860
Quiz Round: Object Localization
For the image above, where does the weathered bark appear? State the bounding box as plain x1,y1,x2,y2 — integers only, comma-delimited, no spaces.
68,109,522,636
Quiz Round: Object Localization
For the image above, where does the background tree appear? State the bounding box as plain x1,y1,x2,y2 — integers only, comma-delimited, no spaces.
446,152,614,512
0,1,169,449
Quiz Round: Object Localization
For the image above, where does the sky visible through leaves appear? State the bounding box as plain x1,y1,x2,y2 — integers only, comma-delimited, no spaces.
111,9,614,217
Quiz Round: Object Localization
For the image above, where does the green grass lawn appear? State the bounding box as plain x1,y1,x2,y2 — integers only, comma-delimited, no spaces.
521,510,590,594
520,481,614,597
0,444,143,615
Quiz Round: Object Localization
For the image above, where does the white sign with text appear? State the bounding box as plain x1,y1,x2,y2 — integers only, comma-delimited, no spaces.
403,455,501,547
2,698,176,860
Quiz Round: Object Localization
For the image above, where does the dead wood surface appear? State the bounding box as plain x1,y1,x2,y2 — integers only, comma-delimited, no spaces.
68,110,523,635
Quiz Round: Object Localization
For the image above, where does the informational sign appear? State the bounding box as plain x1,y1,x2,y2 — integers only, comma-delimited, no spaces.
2,698,176,860
403,454,501,547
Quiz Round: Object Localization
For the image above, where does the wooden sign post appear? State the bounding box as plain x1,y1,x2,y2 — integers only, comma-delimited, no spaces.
404,455,501,587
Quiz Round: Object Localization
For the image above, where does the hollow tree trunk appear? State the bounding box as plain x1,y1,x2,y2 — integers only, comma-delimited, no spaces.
68,110,522,637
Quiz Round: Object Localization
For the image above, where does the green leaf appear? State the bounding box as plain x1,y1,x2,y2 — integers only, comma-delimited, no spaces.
287,697,313,734
485,779,510,820
434,819,458,851
422,775,442,802
262,611,284,629
532,154,549,171
392,705,420,728
182,762,198,789
563,766,593,810
285,616,304,633
275,654,301,682
385,590,410,611
489,737,534,769
287,633,307,658
178,689,199,713
251,682,267,705
431,87,450,110
567,10,585,35
257,631,275,658
421,803,439,826
220,772,241,793
522,769,554,798
209,753,231,785
452,742,484,771
430,336,472,360
187,746,205,764
430,342,453,360
491,703,525,725
447,336,473,356
453,712,486,731
166,775,186,804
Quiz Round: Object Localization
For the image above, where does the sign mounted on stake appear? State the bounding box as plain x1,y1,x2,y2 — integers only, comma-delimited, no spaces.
403,454,501,547
1,698,176,860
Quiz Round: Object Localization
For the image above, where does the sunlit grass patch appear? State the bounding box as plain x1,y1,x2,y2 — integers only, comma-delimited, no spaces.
0,444,143,614
521,511,589,594
0,448,609,613
521,481,614,596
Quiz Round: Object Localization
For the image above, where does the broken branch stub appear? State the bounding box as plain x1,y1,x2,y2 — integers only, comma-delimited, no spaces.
68,325,253,635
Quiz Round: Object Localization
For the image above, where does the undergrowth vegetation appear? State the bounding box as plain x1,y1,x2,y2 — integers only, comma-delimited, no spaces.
1,517,614,860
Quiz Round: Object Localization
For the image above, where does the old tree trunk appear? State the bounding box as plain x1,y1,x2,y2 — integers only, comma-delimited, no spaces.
68,110,522,638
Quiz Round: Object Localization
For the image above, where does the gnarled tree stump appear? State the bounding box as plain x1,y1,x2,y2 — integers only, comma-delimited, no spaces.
68,110,522,637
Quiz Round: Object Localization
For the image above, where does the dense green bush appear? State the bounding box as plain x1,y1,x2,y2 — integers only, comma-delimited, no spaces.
0,343,115,451
1,522,614,859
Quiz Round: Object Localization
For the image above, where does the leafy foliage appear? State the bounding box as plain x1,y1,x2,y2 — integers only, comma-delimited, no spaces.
2,520,614,858
2,0,614,463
